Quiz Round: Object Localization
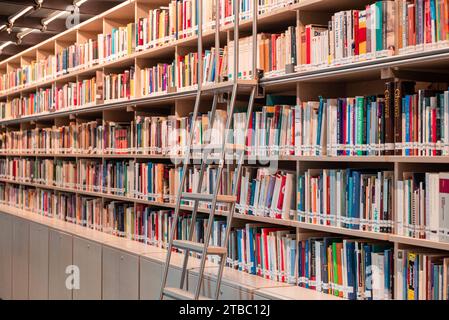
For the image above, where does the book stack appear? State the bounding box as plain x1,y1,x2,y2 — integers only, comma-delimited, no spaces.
140,62,176,96
236,167,296,220
397,249,449,300
128,161,172,203
53,192,77,223
137,4,176,50
233,105,305,157
226,225,296,283
325,96,387,156
226,27,298,80
74,195,103,229
98,22,137,63
299,0,396,70
297,169,394,233
134,115,181,155
54,78,95,111
102,121,133,154
297,235,394,300
397,171,449,242
104,67,135,101
77,159,103,192
398,0,449,54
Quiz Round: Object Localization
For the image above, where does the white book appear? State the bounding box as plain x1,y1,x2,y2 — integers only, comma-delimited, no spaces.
397,180,404,236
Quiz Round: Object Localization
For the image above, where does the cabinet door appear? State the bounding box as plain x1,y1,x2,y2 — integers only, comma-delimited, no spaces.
73,237,102,300
102,246,120,300
102,246,139,300
139,257,182,300
0,213,12,300
49,230,73,300
29,223,49,300
12,218,29,300
118,251,139,300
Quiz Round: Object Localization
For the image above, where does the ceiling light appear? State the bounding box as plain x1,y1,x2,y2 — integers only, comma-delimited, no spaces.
17,28,34,39
42,11,67,26
0,41,13,51
9,6,34,25
74,0,88,7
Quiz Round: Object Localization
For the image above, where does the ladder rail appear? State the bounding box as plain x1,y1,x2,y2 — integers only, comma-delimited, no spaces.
179,0,223,289
179,93,219,289
194,81,239,300
214,86,256,299
159,0,204,294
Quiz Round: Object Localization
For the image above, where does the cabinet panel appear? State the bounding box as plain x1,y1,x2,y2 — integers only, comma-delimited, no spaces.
103,246,139,300
118,251,139,300
73,237,102,300
139,257,183,300
12,218,29,300
49,230,73,300
0,213,12,300
29,223,49,300
102,246,120,300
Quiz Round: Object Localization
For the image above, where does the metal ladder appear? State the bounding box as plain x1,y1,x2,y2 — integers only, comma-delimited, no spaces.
159,0,259,300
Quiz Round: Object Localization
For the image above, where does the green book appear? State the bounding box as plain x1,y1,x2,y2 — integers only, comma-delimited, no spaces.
332,242,339,297
376,1,383,51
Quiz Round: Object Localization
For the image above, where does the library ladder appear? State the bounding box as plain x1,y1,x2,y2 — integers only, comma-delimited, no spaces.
159,0,260,300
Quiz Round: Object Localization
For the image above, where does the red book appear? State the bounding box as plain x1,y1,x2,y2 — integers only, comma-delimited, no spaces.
425,0,432,43
276,174,286,219
408,5,416,46
305,25,311,64
255,233,261,276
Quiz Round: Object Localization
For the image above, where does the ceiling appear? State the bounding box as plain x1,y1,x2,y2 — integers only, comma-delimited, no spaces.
0,0,125,62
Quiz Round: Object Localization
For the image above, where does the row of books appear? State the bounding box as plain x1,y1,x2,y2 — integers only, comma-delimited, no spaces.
4,0,449,95
3,180,449,300
297,169,394,233
104,67,135,102
297,235,394,300
397,171,449,243
301,1,396,69
0,54,56,92
397,249,449,300
56,39,99,76
227,26,297,80
0,157,297,217
398,0,449,54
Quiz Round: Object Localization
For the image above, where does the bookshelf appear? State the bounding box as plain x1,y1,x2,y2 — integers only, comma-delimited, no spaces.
1,0,449,300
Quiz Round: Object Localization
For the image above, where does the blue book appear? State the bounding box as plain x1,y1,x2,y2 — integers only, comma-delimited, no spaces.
316,97,325,152
345,241,356,300
236,229,243,271
404,97,410,156
305,240,309,288
363,244,373,300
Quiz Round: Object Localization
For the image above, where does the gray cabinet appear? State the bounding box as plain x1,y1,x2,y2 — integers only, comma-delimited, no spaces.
49,229,73,300
73,237,102,300
12,218,29,300
102,246,139,300
29,223,49,300
0,213,13,299
188,271,253,300
139,257,182,300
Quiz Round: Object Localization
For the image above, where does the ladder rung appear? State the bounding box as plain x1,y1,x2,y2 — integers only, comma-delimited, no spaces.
173,239,227,255
163,287,211,300
182,193,237,203
202,79,258,93
202,143,245,153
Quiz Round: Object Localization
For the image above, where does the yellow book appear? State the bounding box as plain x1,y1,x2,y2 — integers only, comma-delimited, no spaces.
407,252,416,300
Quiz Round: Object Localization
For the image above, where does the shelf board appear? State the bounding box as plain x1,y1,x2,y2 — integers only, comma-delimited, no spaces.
390,235,449,251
